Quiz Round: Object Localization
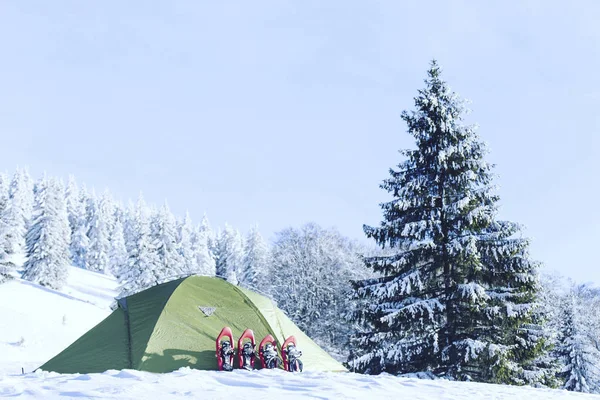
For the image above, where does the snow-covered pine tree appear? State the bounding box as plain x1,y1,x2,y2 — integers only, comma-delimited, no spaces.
123,199,137,257
86,191,112,274
202,214,217,261
21,168,34,227
240,225,270,290
112,202,125,232
191,216,216,276
234,229,244,280
518,311,560,387
65,175,79,234
348,61,544,383
0,245,13,284
152,202,184,280
0,172,8,208
514,271,561,388
211,226,222,271
556,294,588,392
118,195,160,297
177,211,197,275
0,172,16,283
105,197,117,238
3,168,34,256
109,212,128,279
555,288,600,393
68,183,89,269
85,190,97,235
215,223,242,284
22,177,71,290
57,179,72,257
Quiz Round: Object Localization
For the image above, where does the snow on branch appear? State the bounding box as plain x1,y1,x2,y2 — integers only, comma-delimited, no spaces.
380,298,444,325
456,282,489,303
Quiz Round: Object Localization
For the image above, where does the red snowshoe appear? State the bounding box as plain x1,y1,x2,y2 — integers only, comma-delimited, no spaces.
282,336,303,372
258,335,280,369
216,326,235,371
237,329,256,370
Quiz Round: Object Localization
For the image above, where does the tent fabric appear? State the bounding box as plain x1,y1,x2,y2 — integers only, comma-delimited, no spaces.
238,287,344,372
40,307,131,373
39,276,347,374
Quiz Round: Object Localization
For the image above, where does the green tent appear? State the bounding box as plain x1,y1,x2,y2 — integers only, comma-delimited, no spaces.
39,276,346,373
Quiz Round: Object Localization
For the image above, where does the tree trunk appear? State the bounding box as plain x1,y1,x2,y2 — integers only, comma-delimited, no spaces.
440,176,455,372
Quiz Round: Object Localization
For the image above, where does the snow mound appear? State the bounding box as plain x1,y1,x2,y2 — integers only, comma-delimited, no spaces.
0,266,117,375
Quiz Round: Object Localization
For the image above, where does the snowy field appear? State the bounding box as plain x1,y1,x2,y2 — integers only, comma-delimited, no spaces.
4,368,600,400
1,267,599,399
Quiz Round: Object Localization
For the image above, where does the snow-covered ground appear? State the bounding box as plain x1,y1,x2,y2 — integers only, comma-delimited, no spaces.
3,368,600,400
1,267,599,399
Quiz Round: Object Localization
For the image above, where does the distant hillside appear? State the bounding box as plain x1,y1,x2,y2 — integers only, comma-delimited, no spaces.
0,266,117,375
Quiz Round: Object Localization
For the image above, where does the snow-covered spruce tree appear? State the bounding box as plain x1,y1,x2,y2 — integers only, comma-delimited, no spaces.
177,212,197,275
348,61,544,383
3,168,34,256
86,191,112,274
202,215,218,262
517,307,560,387
212,226,224,276
84,191,98,265
118,195,160,297
112,202,125,232
200,215,217,274
556,294,588,392
555,288,600,393
109,213,128,279
65,175,79,233
18,168,34,232
215,223,242,284
105,197,117,238
512,271,561,388
0,172,8,208
57,179,72,252
68,183,89,269
151,202,184,280
22,177,71,290
191,215,216,276
123,200,137,257
21,169,34,226
0,172,16,283
239,225,270,290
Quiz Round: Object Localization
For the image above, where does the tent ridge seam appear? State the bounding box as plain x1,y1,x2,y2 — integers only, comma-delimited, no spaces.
122,305,134,369
231,285,286,346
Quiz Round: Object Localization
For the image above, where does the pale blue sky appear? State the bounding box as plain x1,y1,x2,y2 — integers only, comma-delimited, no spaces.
1,1,598,284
